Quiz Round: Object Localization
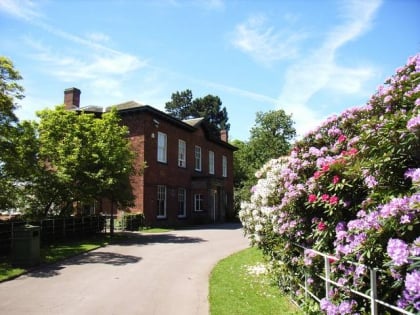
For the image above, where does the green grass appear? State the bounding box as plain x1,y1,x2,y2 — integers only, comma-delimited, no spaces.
209,247,302,315
41,236,109,263
0,235,109,282
140,227,173,233
0,262,25,282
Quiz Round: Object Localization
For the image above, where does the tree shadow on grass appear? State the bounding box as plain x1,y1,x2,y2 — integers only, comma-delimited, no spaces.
25,251,141,278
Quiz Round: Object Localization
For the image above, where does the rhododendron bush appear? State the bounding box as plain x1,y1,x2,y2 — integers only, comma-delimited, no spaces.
239,54,420,314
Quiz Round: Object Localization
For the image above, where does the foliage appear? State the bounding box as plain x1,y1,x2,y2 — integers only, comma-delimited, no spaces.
239,54,420,314
0,56,24,211
0,56,24,124
17,106,137,219
233,110,295,216
165,89,230,138
120,213,145,231
248,110,296,171
209,247,302,315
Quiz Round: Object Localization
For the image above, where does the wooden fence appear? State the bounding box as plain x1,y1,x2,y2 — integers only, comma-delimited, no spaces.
0,215,105,256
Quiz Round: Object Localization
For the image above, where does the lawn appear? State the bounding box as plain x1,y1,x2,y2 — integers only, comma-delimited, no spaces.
209,246,302,315
139,227,174,233
0,235,109,282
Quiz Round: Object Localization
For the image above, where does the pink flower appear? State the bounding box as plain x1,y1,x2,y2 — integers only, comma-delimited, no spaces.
322,164,330,172
317,221,327,231
308,194,317,203
314,171,322,179
343,148,358,156
329,196,339,205
338,134,347,143
321,194,330,202
332,175,340,184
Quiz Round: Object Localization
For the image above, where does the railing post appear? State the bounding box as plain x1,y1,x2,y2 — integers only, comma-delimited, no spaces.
324,256,331,299
370,268,378,315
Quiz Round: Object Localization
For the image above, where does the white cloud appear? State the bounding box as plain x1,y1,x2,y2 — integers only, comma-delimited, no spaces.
0,0,41,20
9,0,148,99
199,80,278,105
85,32,110,44
23,36,147,101
197,0,224,10
231,14,307,66
277,0,382,137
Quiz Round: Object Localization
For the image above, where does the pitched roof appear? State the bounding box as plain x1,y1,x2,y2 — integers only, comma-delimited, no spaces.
105,101,145,112
79,101,236,151
183,117,204,127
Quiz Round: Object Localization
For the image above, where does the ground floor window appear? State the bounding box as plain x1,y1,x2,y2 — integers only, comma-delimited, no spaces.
178,188,186,217
194,194,204,212
157,185,166,218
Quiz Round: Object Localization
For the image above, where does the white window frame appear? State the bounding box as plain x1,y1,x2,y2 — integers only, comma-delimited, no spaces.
178,139,186,168
195,146,202,171
194,194,204,212
222,155,227,177
178,188,187,218
157,132,167,163
209,150,215,174
157,185,167,218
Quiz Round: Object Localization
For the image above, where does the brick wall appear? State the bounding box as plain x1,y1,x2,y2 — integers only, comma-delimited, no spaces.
120,109,235,227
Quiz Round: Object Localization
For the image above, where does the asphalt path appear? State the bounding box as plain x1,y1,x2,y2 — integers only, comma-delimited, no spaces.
0,223,249,315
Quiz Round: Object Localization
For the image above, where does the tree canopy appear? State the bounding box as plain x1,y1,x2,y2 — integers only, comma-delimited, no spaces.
233,109,296,212
0,56,25,210
21,106,137,218
165,89,230,138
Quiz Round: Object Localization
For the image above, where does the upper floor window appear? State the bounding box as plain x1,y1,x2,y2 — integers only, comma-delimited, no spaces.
157,185,167,218
222,155,227,177
157,132,167,163
209,151,215,174
178,139,186,168
195,146,202,171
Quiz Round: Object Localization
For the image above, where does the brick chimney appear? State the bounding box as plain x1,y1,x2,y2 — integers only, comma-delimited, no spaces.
64,87,81,109
220,129,228,142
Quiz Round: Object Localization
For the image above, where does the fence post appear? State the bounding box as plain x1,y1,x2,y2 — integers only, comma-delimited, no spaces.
370,268,378,315
324,256,331,299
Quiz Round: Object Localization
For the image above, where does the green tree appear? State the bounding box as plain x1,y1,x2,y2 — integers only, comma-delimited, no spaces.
248,110,295,171
21,106,137,221
233,110,295,214
165,89,230,138
164,89,194,119
0,56,25,211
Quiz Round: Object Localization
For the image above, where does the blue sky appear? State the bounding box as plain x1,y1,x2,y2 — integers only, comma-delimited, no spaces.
0,0,419,141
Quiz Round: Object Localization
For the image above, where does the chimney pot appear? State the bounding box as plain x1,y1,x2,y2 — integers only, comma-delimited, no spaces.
64,87,81,109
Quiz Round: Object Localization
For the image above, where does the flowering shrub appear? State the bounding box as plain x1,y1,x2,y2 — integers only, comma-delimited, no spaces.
239,54,420,314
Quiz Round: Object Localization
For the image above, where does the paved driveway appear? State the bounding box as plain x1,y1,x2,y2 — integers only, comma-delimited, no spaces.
0,223,249,315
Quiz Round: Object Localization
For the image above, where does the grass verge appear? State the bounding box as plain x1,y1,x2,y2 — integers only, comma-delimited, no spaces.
140,227,173,233
209,247,302,315
0,235,109,282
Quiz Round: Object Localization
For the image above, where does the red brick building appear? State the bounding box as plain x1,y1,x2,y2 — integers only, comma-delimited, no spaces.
64,88,237,226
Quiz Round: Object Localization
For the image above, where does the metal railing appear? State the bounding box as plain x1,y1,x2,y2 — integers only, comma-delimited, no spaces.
294,244,415,315
0,215,105,255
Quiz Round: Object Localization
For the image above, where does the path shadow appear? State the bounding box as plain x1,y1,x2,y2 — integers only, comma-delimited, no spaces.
113,232,206,246
186,222,243,230
25,251,141,278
